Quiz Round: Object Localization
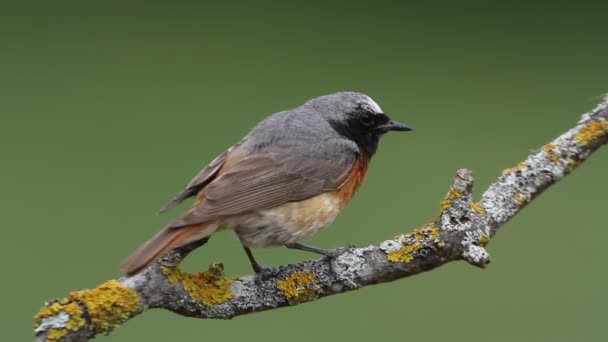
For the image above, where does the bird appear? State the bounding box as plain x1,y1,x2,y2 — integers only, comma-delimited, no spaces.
121,91,412,276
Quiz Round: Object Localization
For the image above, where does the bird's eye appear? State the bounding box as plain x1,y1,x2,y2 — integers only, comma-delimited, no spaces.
359,113,374,126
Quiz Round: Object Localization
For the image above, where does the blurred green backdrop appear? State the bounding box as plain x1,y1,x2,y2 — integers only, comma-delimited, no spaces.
2,1,607,341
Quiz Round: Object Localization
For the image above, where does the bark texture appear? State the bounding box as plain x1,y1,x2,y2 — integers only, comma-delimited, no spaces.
34,97,608,342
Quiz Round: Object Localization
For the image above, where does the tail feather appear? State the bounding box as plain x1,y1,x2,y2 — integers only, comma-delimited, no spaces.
120,224,211,276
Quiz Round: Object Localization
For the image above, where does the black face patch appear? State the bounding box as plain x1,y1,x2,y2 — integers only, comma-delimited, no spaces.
324,109,383,156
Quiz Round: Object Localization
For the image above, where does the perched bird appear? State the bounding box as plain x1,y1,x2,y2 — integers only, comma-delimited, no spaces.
121,91,411,276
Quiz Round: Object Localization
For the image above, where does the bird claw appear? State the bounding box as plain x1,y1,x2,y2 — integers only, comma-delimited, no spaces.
322,243,355,258
253,265,276,283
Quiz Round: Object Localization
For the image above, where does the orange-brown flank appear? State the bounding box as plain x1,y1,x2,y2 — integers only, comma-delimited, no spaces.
335,153,370,207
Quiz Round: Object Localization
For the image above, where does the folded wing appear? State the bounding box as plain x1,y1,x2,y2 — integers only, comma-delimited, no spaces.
168,147,357,229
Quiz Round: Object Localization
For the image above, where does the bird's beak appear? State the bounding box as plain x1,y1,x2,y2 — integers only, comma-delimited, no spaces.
377,118,413,132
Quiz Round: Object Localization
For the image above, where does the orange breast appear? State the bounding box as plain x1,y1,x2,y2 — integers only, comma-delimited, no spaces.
335,154,370,207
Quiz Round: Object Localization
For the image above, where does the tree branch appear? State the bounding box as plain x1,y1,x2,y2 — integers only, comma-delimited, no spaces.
34,97,608,342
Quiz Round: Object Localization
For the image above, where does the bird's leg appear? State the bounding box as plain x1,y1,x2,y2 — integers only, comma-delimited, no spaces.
242,245,275,279
285,242,353,258
242,246,264,273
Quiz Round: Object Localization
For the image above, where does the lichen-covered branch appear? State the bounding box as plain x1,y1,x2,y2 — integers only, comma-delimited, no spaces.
34,97,608,342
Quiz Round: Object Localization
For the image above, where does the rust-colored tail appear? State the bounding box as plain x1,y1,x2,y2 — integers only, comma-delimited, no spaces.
120,224,210,276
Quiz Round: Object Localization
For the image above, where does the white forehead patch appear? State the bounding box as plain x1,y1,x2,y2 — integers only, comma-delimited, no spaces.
363,96,383,114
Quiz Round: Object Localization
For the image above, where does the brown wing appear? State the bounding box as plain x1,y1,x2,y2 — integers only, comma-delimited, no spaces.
167,149,357,229
159,143,242,213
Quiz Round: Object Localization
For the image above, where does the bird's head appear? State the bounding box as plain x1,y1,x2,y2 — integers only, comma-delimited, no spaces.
306,91,412,154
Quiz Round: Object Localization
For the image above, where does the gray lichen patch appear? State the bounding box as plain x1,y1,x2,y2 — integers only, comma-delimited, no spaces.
35,312,70,333
462,245,491,268
332,245,375,289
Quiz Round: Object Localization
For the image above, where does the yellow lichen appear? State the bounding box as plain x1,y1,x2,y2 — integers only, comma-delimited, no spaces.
387,225,440,263
471,202,485,213
542,143,556,151
429,227,440,239
406,225,440,241
547,151,560,164
542,144,561,163
567,158,578,173
479,234,491,247
69,280,139,333
575,118,608,145
515,191,526,206
35,302,64,326
34,280,137,340
34,301,84,341
276,270,317,304
46,328,67,341
502,162,526,175
387,241,422,263
161,263,235,307
63,302,85,331
439,188,462,212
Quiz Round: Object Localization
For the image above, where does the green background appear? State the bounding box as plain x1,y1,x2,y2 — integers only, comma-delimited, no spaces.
2,1,607,341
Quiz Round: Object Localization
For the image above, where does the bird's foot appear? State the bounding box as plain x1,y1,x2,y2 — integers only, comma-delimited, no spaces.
253,264,276,284
285,242,355,258
320,243,356,258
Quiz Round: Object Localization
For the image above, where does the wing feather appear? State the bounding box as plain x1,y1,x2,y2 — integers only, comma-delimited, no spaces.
159,147,232,213
168,147,356,229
